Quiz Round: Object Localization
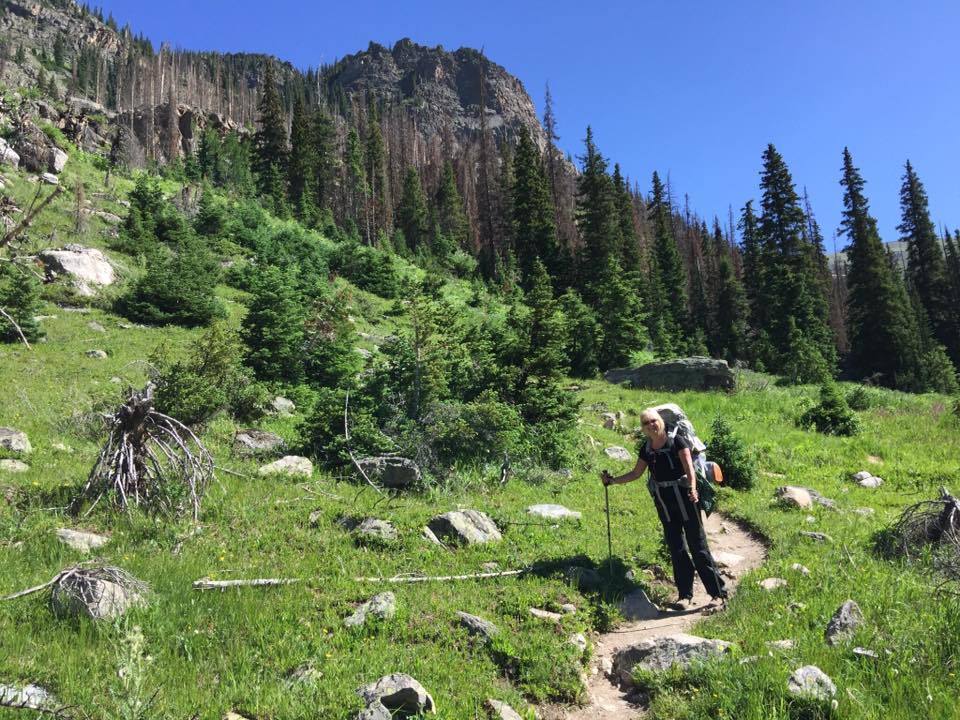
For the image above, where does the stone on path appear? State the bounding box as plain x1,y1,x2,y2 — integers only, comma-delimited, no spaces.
825,600,863,645
358,456,421,489
0,459,29,472
0,683,57,711
234,429,285,456
613,634,732,683
345,592,396,628
526,503,581,521
787,665,836,701
604,446,631,461
257,455,313,478
529,607,563,622
619,588,660,620
270,396,295,416
456,611,499,640
427,510,501,545
800,531,833,543
485,699,524,720
356,674,435,716
713,551,745,569
759,577,787,591
85,349,108,359
0,427,31,454
56,528,110,553
775,486,813,509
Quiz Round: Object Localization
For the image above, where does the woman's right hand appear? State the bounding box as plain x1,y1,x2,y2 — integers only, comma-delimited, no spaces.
601,470,613,486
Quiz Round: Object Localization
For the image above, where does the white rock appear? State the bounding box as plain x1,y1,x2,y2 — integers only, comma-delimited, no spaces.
853,507,875,516
270,396,295,416
0,459,29,472
527,503,581,521
56,528,110,553
859,476,884,488
766,639,796,651
0,683,56,711
258,455,313,478
485,699,523,720
40,172,59,185
0,138,21,167
39,245,115,295
86,349,108,359
619,588,660,620
758,577,787,591
529,607,563,622
775,486,813,509
790,563,810,576
49,147,68,173
713,551,745,569
0,427,31,454
568,633,588,653
787,665,836,701
605,446,631,461
600,412,618,429
852,470,873,482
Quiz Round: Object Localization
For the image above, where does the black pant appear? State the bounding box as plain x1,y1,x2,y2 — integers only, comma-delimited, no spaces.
653,488,726,599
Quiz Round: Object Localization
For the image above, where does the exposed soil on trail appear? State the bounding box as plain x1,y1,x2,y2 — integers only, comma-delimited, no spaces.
543,513,767,720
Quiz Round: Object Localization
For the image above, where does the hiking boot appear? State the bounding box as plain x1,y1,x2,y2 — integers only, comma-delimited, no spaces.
669,596,694,611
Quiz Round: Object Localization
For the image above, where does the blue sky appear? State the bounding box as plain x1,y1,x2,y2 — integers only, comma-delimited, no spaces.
95,0,959,247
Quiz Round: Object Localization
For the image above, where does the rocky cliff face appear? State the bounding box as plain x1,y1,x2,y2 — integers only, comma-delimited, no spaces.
324,39,547,152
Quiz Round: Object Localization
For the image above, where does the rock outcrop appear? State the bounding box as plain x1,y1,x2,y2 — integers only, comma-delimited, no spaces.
605,357,736,391
39,245,115,297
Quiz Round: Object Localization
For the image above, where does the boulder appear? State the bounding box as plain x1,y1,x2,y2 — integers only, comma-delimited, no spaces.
358,456,421,489
50,569,147,621
0,138,20,167
49,146,68,173
787,665,836,701
357,704,392,720
526,503,581,521
604,357,735,392
568,632,589,654
600,412,618,429
758,577,787,591
605,446,632,461
619,588,660,620
353,518,399,545
774,486,813,509
428,510,501,545
0,459,29,473
40,172,59,185
858,476,884,489
0,684,57,711
564,565,603,591
852,470,872,482
85,349,108,359
356,674,435,715
257,455,313,478
269,396,295,416
56,528,110,553
560,603,577,614
39,245,115,296
825,600,863,645
485,699,523,720
0,427,31,454
345,592,397,628
613,634,733,683
456,611,499,640
233,428,285,456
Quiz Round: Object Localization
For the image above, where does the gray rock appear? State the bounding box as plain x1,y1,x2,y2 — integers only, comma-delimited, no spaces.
92,210,122,224
0,683,56,711
853,646,879,659
800,531,833,543
560,603,577,614
568,632,589,654
354,518,399,545
775,486,813,509
56,528,110,553
605,445,631,461
852,470,872,482
0,459,29,473
758,577,787,591
356,703,392,720
713,551,746,569
600,412,618,429
766,639,796,651
39,245,115,296
428,510,501,545
85,349,108,359
286,662,323,686
529,607,563,622
49,147,68,173
50,570,146,620
356,673,435,715
456,611,499,640
526,503,581,521
613,634,732,683
619,589,660,620
421,525,444,546
825,600,863,645
233,429,285,456
0,427,31,454
270,396,295,416
257,455,313,478
345,592,397,628
0,138,21,167
40,172,59,185
790,563,811,576
859,476,884,488
358,456,421,489
485,699,523,720
787,665,836,701
604,356,735,392
564,565,603,591
87,321,107,333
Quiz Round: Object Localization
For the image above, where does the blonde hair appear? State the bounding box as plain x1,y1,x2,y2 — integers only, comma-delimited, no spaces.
639,408,665,432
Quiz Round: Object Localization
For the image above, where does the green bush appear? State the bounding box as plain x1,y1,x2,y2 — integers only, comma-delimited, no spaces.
846,384,881,411
707,416,756,490
299,387,387,468
798,382,861,436
0,265,44,344
329,241,400,298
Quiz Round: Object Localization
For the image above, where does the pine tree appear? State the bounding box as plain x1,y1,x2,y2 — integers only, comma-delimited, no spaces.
898,160,959,366
253,60,288,214
559,289,602,378
197,127,222,182
840,148,924,388
738,200,764,331
595,257,649,370
613,164,642,273
647,171,689,355
241,265,305,383
945,230,960,306
365,106,387,244
395,167,429,254
287,96,315,222
303,285,361,390
575,127,620,298
511,128,558,286
433,160,469,252
343,128,368,236
543,82,561,211
0,266,44,344
713,255,747,362
311,110,337,216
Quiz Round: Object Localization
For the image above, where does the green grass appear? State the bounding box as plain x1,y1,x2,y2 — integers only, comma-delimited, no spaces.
2,161,960,719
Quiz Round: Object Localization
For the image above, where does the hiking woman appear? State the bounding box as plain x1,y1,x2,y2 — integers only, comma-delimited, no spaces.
601,407,726,608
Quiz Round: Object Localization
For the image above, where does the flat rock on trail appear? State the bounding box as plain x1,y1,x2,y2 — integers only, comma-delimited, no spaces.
544,513,765,720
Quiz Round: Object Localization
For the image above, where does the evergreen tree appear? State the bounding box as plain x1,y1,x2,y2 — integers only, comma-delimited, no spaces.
898,160,959,365
0,265,44,344
242,265,305,384
945,230,960,306
738,200,765,332
713,254,747,362
303,285,361,389
840,147,924,389
193,186,226,240
542,82,561,211
647,171,689,355
253,60,288,214
52,33,67,68
343,128,368,236
559,288,602,378
433,160,469,251
365,106,387,243
595,258,649,370
511,128,559,286
757,144,835,373
311,110,337,216
395,167,429,254
613,164,642,273
287,96,315,222
575,127,620,298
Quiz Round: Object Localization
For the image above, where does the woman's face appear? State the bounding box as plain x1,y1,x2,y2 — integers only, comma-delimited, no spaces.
640,413,663,439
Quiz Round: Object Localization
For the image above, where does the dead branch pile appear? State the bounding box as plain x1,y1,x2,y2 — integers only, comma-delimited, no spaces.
76,384,213,519
885,488,960,586
3,564,149,621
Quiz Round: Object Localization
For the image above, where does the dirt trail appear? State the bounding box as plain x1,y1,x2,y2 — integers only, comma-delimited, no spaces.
545,513,766,720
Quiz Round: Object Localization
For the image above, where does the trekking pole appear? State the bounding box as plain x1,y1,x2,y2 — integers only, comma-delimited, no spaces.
604,481,613,574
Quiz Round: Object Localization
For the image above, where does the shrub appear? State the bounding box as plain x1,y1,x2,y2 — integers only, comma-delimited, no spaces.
0,264,44,343
798,382,861,436
707,416,756,490
846,385,879,411
241,265,305,383
329,241,400,298
299,387,387,468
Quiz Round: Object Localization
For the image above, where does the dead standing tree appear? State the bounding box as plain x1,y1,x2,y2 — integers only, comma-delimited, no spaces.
881,487,960,591
75,385,213,520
